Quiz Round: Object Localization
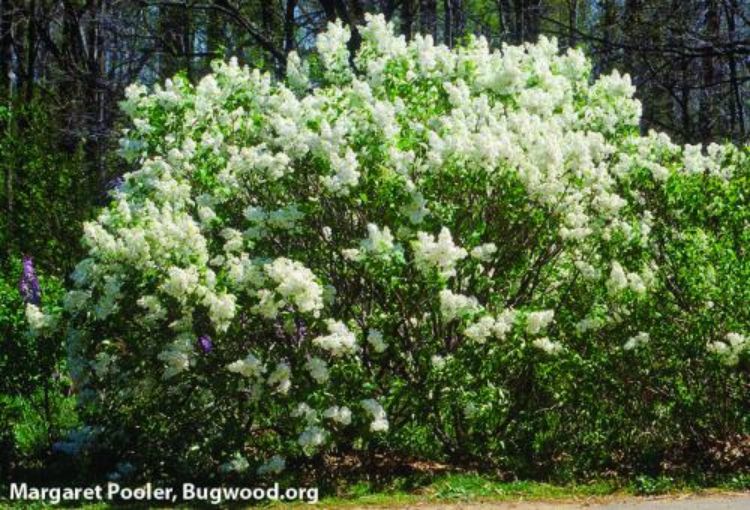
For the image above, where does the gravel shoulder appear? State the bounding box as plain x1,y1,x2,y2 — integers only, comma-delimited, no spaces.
342,492,750,510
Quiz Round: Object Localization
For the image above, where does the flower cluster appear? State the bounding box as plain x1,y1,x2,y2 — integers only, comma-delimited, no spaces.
19,255,41,305
707,333,748,366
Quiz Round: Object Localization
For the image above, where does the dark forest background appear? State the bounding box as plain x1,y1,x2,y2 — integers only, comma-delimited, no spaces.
0,0,748,274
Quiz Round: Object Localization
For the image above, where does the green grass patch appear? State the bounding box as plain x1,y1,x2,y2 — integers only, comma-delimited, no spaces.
275,474,622,508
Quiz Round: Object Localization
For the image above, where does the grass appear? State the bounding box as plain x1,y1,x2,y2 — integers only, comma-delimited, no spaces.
300,475,619,507
273,472,750,508
1,473,748,509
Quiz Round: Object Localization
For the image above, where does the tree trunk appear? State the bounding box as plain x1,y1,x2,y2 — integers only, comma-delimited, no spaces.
158,2,190,78
23,0,36,103
699,0,720,142
207,2,224,62
523,0,541,42
419,0,436,39
444,0,463,46
0,0,13,95
283,0,297,53
1,0,14,256
724,0,745,140
444,0,453,46
402,0,414,40
568,0,577,48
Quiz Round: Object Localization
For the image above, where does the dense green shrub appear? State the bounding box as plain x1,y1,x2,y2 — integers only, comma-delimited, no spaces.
0,257,74,481
0,103,92,272
52,15,749,482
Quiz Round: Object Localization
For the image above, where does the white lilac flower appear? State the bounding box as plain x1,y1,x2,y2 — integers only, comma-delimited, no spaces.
493,309,517,339
360,399,389,432
323,405,352,425
367,329,388,353
264,258,324,316
136,295,166,322
157,336,195,379
305,357,329,384
25,303,57,333
341,248,362,261
312,320,358,356
607,261,647,295
267,361,292,394
526,310,555,335
624,332,650,351
227,354,265,378
413,227,467,277
257,455,286,476
219,452,250,473
470,243,497,261
298,425,327,450
532,337,564,355
287,51,310,91
707,332,748,366
431,354,447,369
361,224,395,254
439,289,480,321
161,266,199,302
316,20,352,83
292,402,318,423
322,148,360,194
464,316,496,343
203,292,236,332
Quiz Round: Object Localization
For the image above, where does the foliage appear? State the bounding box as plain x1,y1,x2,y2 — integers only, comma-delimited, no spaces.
0,257,74,481
53,15,749,484
0,103,92,273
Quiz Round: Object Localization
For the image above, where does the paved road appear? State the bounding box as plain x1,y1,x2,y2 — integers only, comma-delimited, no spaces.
596,494,750,510
353,493,750,509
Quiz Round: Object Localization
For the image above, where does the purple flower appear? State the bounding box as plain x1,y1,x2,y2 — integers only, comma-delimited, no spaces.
107,176,125,192
19,255,41,305
197,334,213,353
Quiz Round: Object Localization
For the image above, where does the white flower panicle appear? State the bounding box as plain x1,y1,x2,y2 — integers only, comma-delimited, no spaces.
707,332,748,366
532,337,564,355
624,332,650,351
360,399,389,432
323,405,353,425
227,354,265,378
219,453,250,474
267,361,292,394
607,261,647,295
463,312,516,343
312,320,358,356
298,425,327,451
361,224,396,255
264,258,324,316
157,336,195,379
470,243,498,261
305,356,330,384
25,304,57,334
526,310,555,335
257,455,286,475
413,227,468,277
439,289,480,321
367,329,388,353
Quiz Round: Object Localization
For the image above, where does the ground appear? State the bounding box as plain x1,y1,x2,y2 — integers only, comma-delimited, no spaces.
341,492,750,509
